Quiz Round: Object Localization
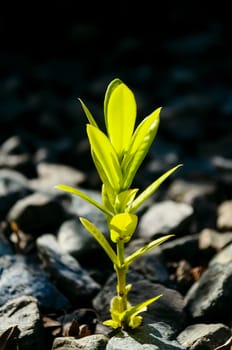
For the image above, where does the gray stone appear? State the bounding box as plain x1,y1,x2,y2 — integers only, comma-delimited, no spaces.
0,295,44,350
0,254,70,310
0,168,32,215
137,200,193,239
184,260,232,322
52,334,109,350
217,200,232,231
209,241,232,266
37,234,100,303
125,239,170,285
6,192,66,234
199,228,232,253
57,218,102,260
160,234,199,265
177,323,231,350
106,327,185,350
29,162,86,192
167,179,216,205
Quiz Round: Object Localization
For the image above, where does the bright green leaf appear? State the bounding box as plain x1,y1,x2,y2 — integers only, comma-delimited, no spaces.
122,107,161,189
101,184,115,221
125,234,174,266
54,184,113,217
92,152,116,211
103,319,120,329
104,80,136,159
78,98,99,128
87,124,122,191
128,315,143,328
80,217,118,266
115,189,139,213
121,294,163,326
104,78,122,128
130,164,183,212
110,213,138,243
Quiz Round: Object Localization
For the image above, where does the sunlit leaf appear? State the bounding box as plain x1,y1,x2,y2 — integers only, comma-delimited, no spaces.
130,164,183,212
103,319,120,329
92,153,116,212
80,217,118,265
120,294,163,325
78,98,99,128
87,124,122,191
110,213,138,243
104,78,122,127
128,315,143,328
101,184,115,220
115,189,139,213
122,107,161,189
104,80,136,159
55,184,113,216
125,234,174,266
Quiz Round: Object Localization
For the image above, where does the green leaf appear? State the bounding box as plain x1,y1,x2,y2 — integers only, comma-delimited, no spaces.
104,294,163,329
54,184,113,216
101,184,115,220
115,189,139,213
80,217,118,266
92,152,116,211
104,78,122,127
78,98,99,128
121,294,163,325
130,164,183,212
104,79,136,159
87,124,122,191
103,319,120,329
125,234,174,266
110,213,138,243
121,107,161,189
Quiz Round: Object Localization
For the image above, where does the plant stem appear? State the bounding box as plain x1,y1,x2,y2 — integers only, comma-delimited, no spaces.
116,240,127,311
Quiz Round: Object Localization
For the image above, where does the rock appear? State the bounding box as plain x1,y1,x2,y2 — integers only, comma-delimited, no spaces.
52,334,109,350
0,169,33,216
177,323,231,350
36,234,100,304
6,192,66,234
217,200,232,231
0,295,44,350
29,162,86,193
57,218,102,261
167,179,216,205
0,135,36,178
0,254,70,310
106,326,185,350
209,242,232,266
199,228,232,254
184,255,232,322
137,200,194,239
160,234,199,265
125,239,170,285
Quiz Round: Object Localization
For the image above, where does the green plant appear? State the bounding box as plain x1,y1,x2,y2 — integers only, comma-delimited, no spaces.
55,78,182,330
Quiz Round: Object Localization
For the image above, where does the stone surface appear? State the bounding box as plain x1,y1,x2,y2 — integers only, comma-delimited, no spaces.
0,254,70,310
0,295,44,350
137,200,194,238
177,323,231,350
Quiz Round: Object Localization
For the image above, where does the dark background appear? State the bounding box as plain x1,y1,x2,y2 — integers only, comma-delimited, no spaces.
1,1,232,189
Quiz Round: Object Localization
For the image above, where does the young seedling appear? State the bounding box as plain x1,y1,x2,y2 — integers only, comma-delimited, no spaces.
55,78,182,330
